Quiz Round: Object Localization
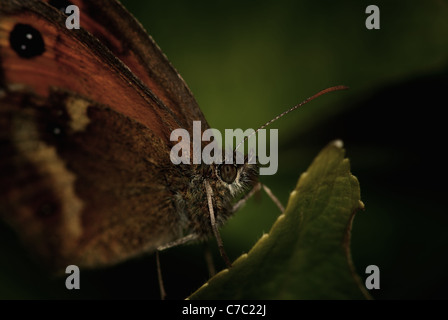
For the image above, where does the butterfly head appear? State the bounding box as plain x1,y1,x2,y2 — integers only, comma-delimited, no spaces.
197,149,259,204
213,159,259,197
182,152,259,236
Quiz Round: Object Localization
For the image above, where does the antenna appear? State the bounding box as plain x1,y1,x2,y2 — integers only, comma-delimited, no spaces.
234,85,349,152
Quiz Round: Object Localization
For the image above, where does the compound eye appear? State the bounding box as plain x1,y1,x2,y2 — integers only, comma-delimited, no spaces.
219,164,238,184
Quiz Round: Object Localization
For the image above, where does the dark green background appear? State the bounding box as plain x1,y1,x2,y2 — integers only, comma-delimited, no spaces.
1,0,447,299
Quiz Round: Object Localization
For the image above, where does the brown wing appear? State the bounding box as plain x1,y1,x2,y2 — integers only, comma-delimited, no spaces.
0,0,196,270
43,0,209,131
0,90,182,270
0,0,188,140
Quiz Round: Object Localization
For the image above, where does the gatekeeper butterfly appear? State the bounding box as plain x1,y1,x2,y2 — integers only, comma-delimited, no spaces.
0,0,346,295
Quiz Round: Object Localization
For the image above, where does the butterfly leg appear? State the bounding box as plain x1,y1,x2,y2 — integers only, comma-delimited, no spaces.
203,241,216,278
231,182,284,214
261,184,285,212
231,182,262,213
155,251,166,300
157,233,199,251
156,233,200,300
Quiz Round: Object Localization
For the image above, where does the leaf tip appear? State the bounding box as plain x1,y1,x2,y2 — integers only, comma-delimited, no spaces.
234,253,248,264
261,232,269,239
251,233,270,252
331,139,344,148
358,200,365,210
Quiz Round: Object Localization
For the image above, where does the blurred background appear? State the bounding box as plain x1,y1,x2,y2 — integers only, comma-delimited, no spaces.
1,0,447,299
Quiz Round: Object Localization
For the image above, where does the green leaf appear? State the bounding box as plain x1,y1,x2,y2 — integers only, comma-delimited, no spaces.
189,141,369,299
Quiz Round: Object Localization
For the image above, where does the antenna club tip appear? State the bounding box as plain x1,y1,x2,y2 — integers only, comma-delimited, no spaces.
332,85,349,91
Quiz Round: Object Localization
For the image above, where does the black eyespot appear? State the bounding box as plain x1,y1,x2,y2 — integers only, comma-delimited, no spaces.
219,164,238,184
49,0,74,13
9,24,45,59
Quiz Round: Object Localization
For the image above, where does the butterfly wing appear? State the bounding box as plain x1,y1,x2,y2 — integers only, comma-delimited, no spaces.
42,0,208,130
0,0,199,269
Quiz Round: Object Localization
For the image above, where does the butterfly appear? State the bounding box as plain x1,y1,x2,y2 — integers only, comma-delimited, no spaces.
0,0,346,292
0,0,265,272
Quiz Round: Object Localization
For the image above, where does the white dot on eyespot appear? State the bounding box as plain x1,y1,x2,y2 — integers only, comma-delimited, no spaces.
26,33,33,40
53,128,61,135
21,45,26,50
